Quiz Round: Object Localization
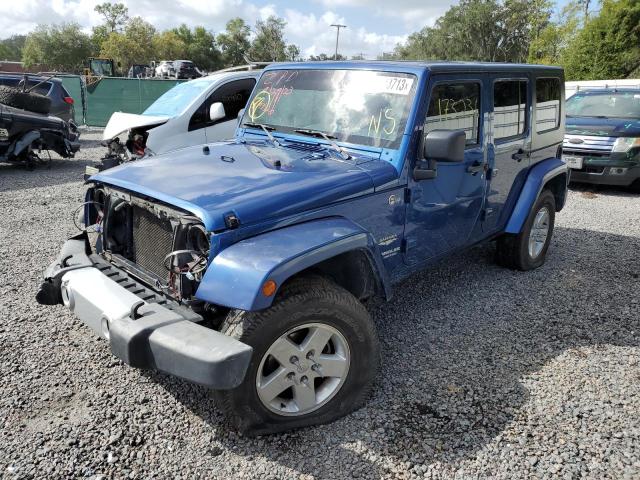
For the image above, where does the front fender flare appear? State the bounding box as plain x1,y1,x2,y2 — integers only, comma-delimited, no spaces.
505,158,568,234
195,218,390,311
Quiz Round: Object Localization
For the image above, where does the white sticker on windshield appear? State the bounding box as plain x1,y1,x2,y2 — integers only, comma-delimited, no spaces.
369,76,414,96
346,72,414,96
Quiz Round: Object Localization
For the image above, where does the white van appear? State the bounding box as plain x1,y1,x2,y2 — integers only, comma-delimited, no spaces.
96,70,260,171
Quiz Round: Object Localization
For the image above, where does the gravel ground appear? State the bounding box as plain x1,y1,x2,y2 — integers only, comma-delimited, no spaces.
1,131,639,479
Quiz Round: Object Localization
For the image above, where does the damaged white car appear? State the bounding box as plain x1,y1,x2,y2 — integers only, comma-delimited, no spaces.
90,70,259,175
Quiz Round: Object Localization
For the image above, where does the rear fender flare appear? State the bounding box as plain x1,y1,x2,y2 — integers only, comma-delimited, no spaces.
505,157,568,234
195,218,390,311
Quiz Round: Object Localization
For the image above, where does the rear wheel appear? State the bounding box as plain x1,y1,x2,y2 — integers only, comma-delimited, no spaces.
496,189,556,270
213,275,380,435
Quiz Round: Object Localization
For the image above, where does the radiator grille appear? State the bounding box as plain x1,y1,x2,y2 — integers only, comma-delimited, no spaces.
131,205,174,279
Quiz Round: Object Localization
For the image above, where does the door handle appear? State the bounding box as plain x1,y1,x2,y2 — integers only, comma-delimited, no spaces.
512,148,529,162
466,161,487,175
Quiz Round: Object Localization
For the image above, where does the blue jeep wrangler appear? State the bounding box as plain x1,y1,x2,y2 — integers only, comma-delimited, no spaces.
37,61,568,435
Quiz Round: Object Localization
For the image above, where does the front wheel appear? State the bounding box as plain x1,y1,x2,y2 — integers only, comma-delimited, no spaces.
496,189,556,270
213,275,380,435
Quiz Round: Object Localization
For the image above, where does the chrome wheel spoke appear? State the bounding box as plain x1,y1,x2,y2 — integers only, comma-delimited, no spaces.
269,336,302,366
257,367,290,402
317,353,348,378
528,207,550,258
293,382,316,411
301,326,333,354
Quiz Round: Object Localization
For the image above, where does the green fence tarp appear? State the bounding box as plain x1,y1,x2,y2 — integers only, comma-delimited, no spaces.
57,75,84,125
84,77,184,127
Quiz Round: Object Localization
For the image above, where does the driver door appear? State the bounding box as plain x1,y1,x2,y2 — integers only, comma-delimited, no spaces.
403,76,488,265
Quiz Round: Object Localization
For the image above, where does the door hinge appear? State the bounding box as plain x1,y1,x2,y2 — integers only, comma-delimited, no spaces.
400,238,408,253
404,188,412,204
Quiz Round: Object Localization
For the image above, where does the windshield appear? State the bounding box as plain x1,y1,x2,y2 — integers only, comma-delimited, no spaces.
566,91,640,118
244,69,417,149
143,80,210,117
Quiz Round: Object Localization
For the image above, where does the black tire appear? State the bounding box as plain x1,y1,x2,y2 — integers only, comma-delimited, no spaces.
0,86,51,115
213,275,380,436
496,189,556,271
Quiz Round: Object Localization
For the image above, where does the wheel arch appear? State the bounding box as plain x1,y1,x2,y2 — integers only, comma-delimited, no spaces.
195,217,391,311
505,157,568,234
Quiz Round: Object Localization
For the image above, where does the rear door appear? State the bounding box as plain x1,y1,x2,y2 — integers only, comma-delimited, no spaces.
483,76,531,232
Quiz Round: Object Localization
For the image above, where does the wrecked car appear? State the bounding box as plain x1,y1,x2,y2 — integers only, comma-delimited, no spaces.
0,86,80,168
38,62,567,435
93,70,259,176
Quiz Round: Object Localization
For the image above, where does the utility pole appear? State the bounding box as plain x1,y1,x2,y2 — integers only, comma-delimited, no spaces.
330,24,347,60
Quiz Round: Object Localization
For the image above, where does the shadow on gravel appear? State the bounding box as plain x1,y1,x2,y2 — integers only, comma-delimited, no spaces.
144,226,640,478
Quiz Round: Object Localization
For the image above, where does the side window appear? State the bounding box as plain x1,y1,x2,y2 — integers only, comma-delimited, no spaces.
425,82,480,146
189,78,256,131
494,80,527,140
535,78,561,133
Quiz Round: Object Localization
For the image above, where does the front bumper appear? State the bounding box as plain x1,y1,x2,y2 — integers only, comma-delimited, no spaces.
570,165,640,187
36,233,252,389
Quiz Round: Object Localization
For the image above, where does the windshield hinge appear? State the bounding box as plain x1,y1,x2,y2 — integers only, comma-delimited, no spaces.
404,188,412,204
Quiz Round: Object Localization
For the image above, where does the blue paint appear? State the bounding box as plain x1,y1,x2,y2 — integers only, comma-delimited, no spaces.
196,218,389,310
87,61,568,311
505,158,567,234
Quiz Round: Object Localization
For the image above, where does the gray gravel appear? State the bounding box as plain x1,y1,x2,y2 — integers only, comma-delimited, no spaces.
1,130,639,479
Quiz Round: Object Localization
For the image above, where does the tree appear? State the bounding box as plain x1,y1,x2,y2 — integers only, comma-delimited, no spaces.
528,1,582,65
250,16,288,62
309,53,345,61
563,0,640,80
0,35,26,61
94,2,129,33
172,24,222,71
394,0,552,63
216,18,251,67
100,17,156,73
285,44,300,61
152,31,187,61
22,23,92,72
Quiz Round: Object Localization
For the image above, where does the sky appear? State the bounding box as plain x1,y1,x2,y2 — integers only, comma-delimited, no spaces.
1,0,573,59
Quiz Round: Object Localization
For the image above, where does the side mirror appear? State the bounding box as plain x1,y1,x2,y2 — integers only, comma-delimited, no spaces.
413,130,466,180
237,108,245,125
209,102,226,122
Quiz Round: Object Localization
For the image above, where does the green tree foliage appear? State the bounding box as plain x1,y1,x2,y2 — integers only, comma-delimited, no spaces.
395,0,552,63
309,53,346,61
216,18,251,67
99,17,156,73
250,16,288,61
172,24,222,71
152,31,187,61
0,35,26,61
528,1,582,65
22,23,92,72
285,44,301,61
562,0,640,80
94,2,129,33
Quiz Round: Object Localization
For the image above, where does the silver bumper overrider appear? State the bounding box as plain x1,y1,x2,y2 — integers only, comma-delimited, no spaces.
36,233,252,390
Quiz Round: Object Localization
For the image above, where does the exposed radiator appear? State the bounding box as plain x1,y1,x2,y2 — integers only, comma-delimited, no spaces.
131,205,174,279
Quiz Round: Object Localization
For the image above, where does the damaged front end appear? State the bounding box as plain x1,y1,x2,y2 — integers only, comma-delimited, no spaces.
86,113,167,178
36,184,252,389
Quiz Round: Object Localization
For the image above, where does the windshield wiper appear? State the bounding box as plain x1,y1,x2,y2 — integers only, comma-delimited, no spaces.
242,122,280,147
294,129,351,160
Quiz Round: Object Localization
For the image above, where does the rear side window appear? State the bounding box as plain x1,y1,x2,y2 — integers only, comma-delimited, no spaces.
189,78,256,131
425,82,481,146
494,80,527,140
536,78,561,132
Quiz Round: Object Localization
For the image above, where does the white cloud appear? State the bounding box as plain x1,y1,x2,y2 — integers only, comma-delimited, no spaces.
0,0,445,60
316,0,454,30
